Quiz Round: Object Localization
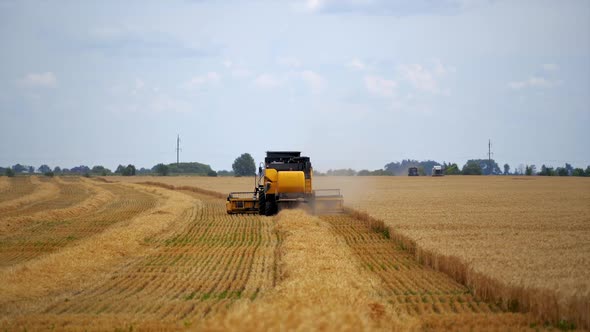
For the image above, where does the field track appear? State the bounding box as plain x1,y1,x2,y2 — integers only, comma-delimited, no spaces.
0,176,580,330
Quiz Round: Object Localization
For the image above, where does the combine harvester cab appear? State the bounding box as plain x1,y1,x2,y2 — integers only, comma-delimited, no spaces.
432,165,444,176
226,151,343,216
408,167,419,176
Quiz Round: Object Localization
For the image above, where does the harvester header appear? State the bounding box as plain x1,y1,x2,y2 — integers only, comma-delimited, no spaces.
226,151,343,216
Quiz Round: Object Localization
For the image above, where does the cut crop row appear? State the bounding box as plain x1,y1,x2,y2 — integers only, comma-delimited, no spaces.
0,181,157,266
39,191,279,325
321,214,533,328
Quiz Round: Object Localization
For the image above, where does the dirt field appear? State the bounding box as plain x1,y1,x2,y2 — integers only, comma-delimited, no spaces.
1,175,588,330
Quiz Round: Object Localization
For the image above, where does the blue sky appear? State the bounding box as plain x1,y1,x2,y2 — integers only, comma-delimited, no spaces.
0,0,589,172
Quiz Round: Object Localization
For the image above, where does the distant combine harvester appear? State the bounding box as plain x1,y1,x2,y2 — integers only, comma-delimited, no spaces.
432,165,444,176
408,167,419,176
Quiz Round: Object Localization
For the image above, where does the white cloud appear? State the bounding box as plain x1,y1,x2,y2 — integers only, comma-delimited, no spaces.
108,93,191,114
507,81,525,90
530,77,556,87
300,70,325,93
277,56,301,68
302,0,470,15
397,64,438,93
231,68,252,78
252,70,325,93
432,58,456,76
221,59,252,78
305,0,324,11
253,74,282,88
132,78,145,95
347,58,366,70
396,60,454,94
364,75,397,97
186,72,220,89
508,76,562,90
542,63,559,71
107,77,192,113
19,72,58,88
150,94,192,113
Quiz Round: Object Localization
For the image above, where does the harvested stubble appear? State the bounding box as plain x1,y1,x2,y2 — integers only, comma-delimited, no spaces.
1,177,98,224
0,176,35,200
321,213,532,330
320,175,590,329
0,176,58,213
39,192,277,325
199,209,418,331
0,181,193,319
0,178,158,266
137,180,227,199
129,182,536,330
115,175,254,196
1,185,279,331
0,177,10,192
2,176,584,330
118,176,590,329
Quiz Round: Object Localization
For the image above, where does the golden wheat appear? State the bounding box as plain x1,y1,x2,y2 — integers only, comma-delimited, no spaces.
321,213,533,330
0,176,59,213
120,175,590,328
0,177,114,233
0,179,160,266
122,180,537,330
0,182,193,317
2,176,586,330
199,209,419,331
115,175,254,194
0,177,9,192
0,182,279,331
319,175,590,328
0,176,35,202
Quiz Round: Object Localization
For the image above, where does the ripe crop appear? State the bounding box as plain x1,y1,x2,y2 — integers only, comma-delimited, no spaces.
1,175,587,330
117,175,590,329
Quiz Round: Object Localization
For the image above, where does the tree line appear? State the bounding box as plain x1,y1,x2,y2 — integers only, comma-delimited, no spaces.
314,159,590,177
0,162,218,177
230,154,590,177
2,155,589,178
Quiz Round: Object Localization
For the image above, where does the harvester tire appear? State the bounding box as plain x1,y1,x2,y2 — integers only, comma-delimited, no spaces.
258,193,266,215
265,199,277,216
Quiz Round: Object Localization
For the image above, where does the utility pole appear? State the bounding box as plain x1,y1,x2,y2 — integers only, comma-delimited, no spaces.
176,135,180,165
488,139,493,175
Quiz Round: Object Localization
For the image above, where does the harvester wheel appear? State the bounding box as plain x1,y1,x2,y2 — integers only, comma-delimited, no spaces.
264,197,277,216
258,193,266,215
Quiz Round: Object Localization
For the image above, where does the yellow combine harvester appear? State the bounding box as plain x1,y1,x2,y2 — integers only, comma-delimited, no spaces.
226,151,343,216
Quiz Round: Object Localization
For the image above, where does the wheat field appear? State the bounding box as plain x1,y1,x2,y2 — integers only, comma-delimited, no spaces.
118,175,590,329
323,176,590,328
1,175,588,330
